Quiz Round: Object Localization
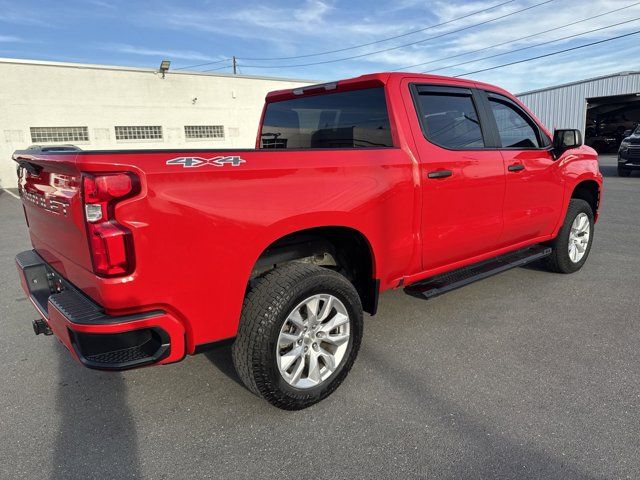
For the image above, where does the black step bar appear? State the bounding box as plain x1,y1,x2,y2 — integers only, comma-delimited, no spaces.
404,245,552,300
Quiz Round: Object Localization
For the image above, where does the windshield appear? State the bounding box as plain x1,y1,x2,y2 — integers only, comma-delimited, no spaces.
260,87,393,149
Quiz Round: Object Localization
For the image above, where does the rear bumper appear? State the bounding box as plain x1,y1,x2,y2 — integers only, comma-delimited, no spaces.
16,250,186,370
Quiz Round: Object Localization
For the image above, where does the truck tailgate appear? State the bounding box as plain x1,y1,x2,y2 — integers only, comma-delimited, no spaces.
15,151,93,272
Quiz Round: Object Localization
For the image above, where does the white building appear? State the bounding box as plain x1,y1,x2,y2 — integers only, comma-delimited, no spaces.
0,58,314,188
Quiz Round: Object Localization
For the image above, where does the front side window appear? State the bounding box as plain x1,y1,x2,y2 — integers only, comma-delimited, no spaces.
489,99,541,148
260,87,393,149
414,90,485,149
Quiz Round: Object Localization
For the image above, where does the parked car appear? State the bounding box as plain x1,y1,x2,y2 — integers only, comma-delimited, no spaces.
586,135,619,153
586,111,639,139
13,72,602,409
618,125,640,177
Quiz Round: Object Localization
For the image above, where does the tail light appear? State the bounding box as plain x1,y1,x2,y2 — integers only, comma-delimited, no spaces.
82,173,139,277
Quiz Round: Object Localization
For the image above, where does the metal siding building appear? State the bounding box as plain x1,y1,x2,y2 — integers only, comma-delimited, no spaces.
517,71,640,132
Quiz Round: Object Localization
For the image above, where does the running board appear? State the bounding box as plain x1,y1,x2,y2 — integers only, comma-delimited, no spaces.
404,245,552,300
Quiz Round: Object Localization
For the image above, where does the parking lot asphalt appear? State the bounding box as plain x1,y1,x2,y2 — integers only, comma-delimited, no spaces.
1,154,639,480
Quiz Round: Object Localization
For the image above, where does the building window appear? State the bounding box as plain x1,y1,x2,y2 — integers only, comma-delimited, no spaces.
115,126,163,141
184,125,225,139
30,127,89,143
5,130,24,143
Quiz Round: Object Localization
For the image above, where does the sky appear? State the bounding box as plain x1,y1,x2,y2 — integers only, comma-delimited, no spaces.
0,0,639,93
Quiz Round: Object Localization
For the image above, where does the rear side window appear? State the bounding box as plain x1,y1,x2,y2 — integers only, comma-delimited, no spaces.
260,87,393,149
414,89,485,149
488,98,541,148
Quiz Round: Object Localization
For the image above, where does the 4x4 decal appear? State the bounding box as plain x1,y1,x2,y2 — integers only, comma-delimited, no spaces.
166,156,246,168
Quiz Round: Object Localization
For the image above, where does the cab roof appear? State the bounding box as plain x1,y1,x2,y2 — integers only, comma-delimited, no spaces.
265,72,506,102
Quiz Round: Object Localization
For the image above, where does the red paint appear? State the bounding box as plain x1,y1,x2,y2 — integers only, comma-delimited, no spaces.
14,72,602,367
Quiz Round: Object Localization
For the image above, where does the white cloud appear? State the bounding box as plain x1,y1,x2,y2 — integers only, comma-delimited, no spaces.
430,0,522,22
81,0,116,8
451,41,640,93
98,43,226,62
0,8,49,26
332,0,640,79
440,0,640,54
149,0,335,40
293,0,332,23
0,35,26,43
12,0,635,91
0,0,118,26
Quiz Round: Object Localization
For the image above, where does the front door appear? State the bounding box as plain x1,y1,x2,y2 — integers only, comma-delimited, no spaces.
407,84,506,272
482,92,564,246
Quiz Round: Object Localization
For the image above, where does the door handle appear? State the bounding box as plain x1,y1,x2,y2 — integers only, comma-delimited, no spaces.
508,163,525,172
427,169,453,179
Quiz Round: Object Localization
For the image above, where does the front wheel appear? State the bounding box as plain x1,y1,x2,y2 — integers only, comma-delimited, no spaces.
232,263,363,410
544,199,594,274
618,166,631,177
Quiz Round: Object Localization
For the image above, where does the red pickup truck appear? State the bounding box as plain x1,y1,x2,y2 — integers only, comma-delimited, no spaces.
14,72,602,409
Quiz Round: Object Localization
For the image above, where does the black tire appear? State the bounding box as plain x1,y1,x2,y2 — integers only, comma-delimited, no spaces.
544,199,594,274
232,263,363,410
618,166,631,177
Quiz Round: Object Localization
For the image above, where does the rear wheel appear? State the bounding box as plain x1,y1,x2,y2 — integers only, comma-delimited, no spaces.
232,263,363,410
544,199,594,274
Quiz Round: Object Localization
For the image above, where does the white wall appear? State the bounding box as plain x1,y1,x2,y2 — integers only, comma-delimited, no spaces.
0,58,313,188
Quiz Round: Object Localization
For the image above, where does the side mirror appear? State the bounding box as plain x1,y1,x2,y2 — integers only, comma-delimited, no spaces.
552,129,582,158
623,129,632,137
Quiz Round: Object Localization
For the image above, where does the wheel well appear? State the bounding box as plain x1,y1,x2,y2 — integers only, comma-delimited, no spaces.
251,227,378,315
571,180,600,215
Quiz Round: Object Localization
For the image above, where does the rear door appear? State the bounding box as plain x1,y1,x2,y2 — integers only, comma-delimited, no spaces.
407,84,506,271
481,91,564,245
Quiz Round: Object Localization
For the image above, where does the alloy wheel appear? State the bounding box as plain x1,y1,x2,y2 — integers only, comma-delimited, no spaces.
568,212,590,263
276,294,350,389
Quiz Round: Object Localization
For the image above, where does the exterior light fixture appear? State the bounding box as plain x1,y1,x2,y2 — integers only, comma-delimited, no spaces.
159,60,171,78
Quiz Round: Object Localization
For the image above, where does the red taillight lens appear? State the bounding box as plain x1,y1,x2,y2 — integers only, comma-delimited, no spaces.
82,173,138,277
87,221,131,276
83,173,133,203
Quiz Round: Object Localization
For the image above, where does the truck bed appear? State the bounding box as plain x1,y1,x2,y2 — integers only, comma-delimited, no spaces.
14,145,416,350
